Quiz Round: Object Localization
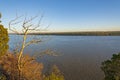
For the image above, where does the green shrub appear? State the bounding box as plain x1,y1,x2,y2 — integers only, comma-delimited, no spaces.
101,53,120,80
44,65,64,80
0,25,9,57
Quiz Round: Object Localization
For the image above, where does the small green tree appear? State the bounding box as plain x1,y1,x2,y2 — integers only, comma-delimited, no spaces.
0,14,9,57
43,65,65,80
101,53,120,80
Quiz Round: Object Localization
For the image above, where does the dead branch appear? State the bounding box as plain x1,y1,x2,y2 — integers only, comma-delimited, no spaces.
25,39,42,47
9,15,22,34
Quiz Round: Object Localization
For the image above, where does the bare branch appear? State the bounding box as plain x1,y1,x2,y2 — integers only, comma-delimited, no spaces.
36,14,44,27
25,39,42,47
9,15,22,34
9,15,22,25
33,49,58,58
11,27,20,34
23,15,38,25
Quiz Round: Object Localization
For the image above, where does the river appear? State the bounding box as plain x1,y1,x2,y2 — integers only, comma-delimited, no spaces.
9,35,120,80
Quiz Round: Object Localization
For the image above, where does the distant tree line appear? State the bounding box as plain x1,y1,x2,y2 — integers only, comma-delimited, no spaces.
10,31,120,36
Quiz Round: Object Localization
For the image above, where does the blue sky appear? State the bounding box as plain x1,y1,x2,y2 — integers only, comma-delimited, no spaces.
0,0,120,32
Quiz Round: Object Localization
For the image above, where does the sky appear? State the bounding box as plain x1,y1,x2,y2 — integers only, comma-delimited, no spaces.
0,0,120,32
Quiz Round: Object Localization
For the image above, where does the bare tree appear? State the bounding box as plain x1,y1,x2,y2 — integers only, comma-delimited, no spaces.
9,14,46,79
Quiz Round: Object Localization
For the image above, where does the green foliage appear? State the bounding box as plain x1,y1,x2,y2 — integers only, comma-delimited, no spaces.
44,65,65,80
0,25,9,57
101,53,120,80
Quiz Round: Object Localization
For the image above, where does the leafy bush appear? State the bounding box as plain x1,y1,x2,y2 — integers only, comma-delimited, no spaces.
44,65,65,80
0,25,9,57
101,53,120,80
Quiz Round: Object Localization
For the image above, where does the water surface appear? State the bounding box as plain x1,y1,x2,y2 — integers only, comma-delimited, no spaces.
9,35,120,80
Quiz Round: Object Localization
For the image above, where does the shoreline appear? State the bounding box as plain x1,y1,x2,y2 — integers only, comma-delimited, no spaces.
9,31,120,36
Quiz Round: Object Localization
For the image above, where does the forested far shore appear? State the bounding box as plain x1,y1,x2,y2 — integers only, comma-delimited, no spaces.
9,31,120,36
